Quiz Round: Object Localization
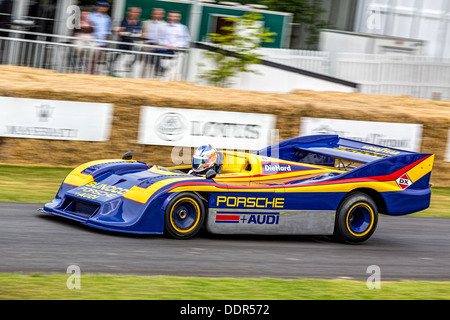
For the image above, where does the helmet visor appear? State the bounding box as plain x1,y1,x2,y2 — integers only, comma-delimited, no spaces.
192,155,207,170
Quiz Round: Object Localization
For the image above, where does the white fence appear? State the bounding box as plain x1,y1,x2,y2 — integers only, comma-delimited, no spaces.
256,48,330,75
1,28,450,100
256,49,450,100
335,53,450,100
0,28,189,80
354,0,450,59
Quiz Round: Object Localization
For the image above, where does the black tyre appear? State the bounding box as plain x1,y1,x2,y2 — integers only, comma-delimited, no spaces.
164,193,205,239
334,192,378,244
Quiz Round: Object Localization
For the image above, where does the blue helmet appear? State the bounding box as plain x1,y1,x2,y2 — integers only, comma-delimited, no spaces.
96,1,110,7
192,145,218,173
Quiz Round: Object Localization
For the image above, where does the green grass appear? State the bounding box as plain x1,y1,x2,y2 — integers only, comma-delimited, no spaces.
0,274,449,300
0,164,449,217
0,164,72,203
416,186,450,217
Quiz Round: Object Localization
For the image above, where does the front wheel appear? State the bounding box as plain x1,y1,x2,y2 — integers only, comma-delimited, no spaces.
164,193,205,239
334,192,378,244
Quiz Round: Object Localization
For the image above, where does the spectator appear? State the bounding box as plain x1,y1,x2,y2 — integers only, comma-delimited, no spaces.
73,10,95,47
88,1,111,48
142,8,166,45
115,7,142,50
88,1,111,74
73,10,96,71
153,11,190,76
159,11,191,51
111,7,142,76
141,8,166,77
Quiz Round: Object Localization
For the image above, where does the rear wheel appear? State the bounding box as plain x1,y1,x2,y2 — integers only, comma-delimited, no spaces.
334,192,378,244
164,193,205,239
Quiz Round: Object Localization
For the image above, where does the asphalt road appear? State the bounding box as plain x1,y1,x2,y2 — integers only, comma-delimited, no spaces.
1,202,449,281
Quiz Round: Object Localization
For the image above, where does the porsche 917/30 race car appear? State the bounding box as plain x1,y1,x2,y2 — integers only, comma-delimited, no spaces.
39,135,434,244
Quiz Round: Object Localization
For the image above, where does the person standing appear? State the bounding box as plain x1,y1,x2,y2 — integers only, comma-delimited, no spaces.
159,11,190,51
73,9,96,71
154,11,190,76
141,8,166,77
88,1,112,48
73,10,95,46
143,8,166,45
112,7,142,76
115,7,142,50
88,1,112,74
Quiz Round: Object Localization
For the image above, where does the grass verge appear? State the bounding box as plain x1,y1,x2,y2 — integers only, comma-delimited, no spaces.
0,274,449,300
0,164,72,204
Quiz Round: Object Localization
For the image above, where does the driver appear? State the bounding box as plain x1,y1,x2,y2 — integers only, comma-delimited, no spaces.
190,145,222,175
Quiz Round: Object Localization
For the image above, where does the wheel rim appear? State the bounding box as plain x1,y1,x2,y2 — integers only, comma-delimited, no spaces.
346,203,374,237
170,198,200,233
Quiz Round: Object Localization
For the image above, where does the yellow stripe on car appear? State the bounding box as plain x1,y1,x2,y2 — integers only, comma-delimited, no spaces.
406,155,434,183
63,159,129,187
123,177,204,204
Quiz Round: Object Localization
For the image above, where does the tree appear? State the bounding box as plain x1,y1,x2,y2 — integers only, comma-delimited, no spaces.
200,12,276,87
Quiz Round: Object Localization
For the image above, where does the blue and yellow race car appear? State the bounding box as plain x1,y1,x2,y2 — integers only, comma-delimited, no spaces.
39,135,434,244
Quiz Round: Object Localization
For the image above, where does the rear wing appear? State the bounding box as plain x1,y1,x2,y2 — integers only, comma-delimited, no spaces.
256,135,434,192
255,135,416,167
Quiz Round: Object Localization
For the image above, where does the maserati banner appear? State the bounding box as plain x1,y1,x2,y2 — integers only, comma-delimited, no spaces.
0,97,113,141
138,106,276,150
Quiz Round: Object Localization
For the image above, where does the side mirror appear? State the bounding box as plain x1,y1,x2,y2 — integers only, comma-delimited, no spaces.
205,169,216,179
122,151,133,160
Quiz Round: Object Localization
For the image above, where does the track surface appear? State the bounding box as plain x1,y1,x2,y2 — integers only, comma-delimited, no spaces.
1,202,449,281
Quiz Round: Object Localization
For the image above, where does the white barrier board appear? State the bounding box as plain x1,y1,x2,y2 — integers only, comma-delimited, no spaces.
300,117,423,152
0,97,113,141
138,106,276,150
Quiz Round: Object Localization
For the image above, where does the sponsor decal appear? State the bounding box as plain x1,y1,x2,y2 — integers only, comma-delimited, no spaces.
361,145,400,156
74,182,129,200
334,146,400,158
264,164,291,173
215,212,280,225
216,196,284,209
396,173,412,190
262,162,309,174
